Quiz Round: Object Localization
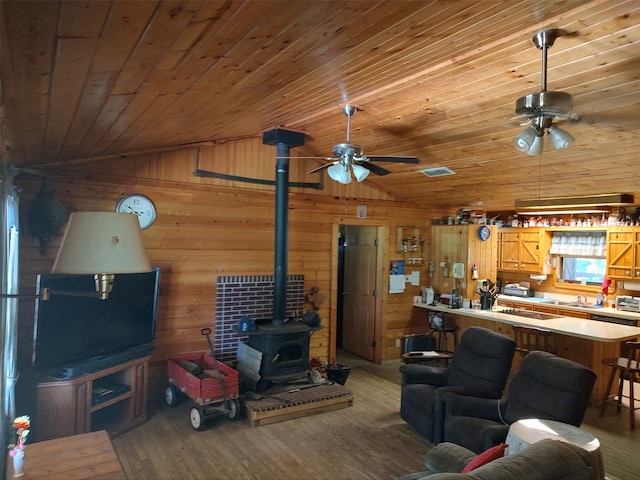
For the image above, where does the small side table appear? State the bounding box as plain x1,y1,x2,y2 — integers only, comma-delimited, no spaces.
505,419,603,480
6,430,126,479
402,351,452,366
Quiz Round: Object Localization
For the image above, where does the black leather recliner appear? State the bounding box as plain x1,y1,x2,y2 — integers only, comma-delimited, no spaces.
443,350,597,453
400,326,517,444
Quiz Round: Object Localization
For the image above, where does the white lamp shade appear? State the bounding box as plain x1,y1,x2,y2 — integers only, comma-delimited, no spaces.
548,125,575,150
351,164,370,182
52,212,151,274
527,135,544,156
327,162,352,184
513,126,538,152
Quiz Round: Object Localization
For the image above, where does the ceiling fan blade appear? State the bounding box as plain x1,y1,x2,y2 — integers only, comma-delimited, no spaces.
17,168,55,178
366,155,419,164
376,110,448,136
357,162,391,176
278,156,333,159
505,115,534,128
307,162,334,174
568,112,640,128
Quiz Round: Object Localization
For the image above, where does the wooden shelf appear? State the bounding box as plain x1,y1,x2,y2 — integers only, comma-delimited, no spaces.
90,390,133,413
397,226,423,265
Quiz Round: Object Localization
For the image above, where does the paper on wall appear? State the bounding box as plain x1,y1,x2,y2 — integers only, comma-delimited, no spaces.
389,274,405,293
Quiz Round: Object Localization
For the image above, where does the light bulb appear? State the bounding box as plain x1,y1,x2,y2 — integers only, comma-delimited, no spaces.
548,125,575,150
327,163,351,184
351,164,370,182
527,135,544,156
512,126,538,152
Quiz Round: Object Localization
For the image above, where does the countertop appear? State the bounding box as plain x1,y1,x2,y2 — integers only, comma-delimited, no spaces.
413,302,640,342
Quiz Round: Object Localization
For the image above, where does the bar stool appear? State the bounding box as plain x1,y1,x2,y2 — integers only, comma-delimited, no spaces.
512,325,555,358
428,311,458,353
599,341,640,429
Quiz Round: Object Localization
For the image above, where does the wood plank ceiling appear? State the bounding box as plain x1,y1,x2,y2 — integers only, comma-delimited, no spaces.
1,0,639,211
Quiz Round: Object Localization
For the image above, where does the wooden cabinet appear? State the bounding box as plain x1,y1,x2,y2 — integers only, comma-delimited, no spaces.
606,228,640,280
36,356,150,441
431,225,498,300
498,228,547,273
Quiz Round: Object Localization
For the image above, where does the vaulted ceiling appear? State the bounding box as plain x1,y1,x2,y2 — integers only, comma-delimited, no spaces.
1,0,639,211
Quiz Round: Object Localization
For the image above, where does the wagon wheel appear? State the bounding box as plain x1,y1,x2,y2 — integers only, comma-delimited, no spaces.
164,385,180,407
190,406,206,431
225,399,241,420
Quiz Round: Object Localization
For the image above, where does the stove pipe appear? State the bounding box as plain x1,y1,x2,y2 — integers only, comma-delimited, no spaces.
263,129,306,326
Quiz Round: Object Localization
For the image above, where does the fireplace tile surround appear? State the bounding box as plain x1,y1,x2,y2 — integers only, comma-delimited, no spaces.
214,275,305,363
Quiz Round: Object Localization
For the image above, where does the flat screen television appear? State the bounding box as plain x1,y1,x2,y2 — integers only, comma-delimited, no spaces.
32,268,160,378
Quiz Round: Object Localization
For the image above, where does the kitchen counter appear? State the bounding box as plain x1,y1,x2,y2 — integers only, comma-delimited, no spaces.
414,302,640,342
413,301,640,404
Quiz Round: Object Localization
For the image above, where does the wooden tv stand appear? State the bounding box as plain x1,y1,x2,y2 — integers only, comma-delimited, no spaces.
35,356,150,441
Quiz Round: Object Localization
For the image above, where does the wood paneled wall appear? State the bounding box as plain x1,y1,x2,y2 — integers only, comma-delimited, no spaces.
430,225,499,301
15,138,444,398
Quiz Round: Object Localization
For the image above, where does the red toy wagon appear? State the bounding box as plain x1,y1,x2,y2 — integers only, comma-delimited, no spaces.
165,328,240,430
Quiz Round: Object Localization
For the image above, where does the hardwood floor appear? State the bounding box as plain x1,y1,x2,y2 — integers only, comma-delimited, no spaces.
111,355,429,480
112,352,638,479
581,389,640,480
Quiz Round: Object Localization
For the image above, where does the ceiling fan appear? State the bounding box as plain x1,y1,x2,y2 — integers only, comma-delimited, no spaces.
510,29,578,155
307,105,419,184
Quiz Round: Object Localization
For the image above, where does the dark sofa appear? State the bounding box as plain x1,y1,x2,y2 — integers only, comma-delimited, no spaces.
400,326,516,444
397,438,599,479
443,350,597,453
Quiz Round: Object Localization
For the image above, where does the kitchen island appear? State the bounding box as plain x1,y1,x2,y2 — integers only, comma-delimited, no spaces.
413,302,640,403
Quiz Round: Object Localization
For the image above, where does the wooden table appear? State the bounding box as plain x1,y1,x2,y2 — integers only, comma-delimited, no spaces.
7,430,125,479
413,302,640,403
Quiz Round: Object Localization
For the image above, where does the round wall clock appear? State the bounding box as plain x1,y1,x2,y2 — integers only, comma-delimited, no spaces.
478,225,491,241
115,194,156,230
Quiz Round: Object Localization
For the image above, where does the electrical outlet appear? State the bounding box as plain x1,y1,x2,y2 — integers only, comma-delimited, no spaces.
395,338,401,347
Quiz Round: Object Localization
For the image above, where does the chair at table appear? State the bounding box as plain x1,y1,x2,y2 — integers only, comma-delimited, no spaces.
400,326,516,445
599,341,640,429
442,351,597,454
402,333,437,365
428,311,459,353
512,324,555,358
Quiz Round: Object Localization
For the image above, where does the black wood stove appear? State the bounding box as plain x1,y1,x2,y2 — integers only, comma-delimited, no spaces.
238,128,321,392
243,322,312,391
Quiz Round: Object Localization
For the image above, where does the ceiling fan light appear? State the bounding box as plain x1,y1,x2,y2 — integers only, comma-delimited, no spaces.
327,162,351,184
351,164,370,182
527,135,544,156
513,126,538,152
548,125,575,150
338,170,352,184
